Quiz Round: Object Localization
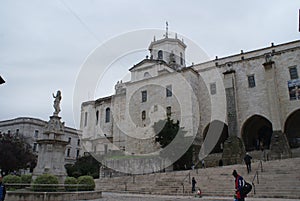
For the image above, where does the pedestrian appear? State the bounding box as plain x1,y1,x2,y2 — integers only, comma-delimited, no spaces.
192,177,197,193
0,176,6,201
232,170,246,201
201,159,205,168
244,153,252,173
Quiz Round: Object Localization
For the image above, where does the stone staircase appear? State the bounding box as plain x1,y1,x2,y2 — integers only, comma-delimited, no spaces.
95,157,300,199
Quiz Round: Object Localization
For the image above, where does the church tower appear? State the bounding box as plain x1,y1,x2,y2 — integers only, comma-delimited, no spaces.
148,23,186,70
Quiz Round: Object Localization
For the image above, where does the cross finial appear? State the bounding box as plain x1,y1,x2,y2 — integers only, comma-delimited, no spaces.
165,21,168,38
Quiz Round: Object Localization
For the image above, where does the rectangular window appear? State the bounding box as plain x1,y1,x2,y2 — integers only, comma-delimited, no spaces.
289,66,299,80
210,83,216,95
68,137,71,143
166,106,172,117
16,129,19,135
142,90,147,102
34,130,39,138
248,75,256,88
77,139,80,146
166,85,172,97
33,143,38,152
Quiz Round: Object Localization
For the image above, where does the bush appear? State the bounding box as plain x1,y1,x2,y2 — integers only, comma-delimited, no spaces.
64,177,78,191
3,175,22,190
77,176,95,191
21,174,32,184
33,174,59,192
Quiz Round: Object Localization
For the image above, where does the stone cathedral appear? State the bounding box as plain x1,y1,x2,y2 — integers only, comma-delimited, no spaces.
80,32,300,168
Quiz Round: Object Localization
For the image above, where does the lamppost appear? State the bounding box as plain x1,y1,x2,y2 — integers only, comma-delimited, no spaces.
0,76,5,85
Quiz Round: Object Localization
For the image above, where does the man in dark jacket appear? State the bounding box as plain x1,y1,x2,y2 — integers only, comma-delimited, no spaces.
244,153,252,173
232,170,246,201
0,176,6,201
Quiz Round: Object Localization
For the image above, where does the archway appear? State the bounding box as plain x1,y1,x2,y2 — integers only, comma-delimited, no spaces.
242,115,273,151
203,121,228,153
284,109,300,148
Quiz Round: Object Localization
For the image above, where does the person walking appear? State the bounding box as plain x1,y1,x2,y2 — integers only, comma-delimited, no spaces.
0,176,6,201
232,170,246,201
244,153,252,173
192,177,197,193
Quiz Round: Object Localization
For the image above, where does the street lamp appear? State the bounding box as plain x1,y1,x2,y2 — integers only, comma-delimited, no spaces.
0,76,5,85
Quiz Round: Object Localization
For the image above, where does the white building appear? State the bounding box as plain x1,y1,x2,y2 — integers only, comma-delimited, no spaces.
80,34,300,165
0,117,82,164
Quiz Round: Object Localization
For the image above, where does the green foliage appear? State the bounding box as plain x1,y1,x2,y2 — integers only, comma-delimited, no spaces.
21,174,32,184
3,175,22,190
77,176,95,191
65,154,100,178
0,133,37,175
154,118,194,170
33,174,59,192
64,177,78,191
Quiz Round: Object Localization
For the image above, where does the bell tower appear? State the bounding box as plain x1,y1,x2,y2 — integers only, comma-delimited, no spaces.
148,22,187,70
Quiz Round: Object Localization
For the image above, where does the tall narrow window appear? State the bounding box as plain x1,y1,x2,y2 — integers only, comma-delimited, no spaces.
210,83,216,95
180,52,183,65
76,150,80,158
289,66,299,80
166,85,172,97
96,110,99,125
142,90,147,102
68,137,71,143
166,106,172,117
67,148,71,157
105,108,110,123
158,50,163,60
84,112,88,127
248,75,256,88
142,111,146,120
77,139,80,146
104,144,108,154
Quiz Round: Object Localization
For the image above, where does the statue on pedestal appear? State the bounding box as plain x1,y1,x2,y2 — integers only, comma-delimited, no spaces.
53,90,62,116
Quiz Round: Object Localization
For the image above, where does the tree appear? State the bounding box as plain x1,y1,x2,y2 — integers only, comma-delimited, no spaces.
154,118,194,170
65,154,100,178
0,133,36,175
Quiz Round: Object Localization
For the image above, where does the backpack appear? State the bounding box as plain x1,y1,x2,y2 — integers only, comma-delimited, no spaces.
241,181,252,196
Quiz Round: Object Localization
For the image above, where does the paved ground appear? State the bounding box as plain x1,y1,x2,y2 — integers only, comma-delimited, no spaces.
79,192,300,201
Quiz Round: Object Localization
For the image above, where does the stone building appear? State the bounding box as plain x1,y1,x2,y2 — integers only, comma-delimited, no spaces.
0,117,82,165
80,33,300,167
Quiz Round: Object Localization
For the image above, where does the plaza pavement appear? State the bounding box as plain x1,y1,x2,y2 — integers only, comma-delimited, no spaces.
80,192,300,201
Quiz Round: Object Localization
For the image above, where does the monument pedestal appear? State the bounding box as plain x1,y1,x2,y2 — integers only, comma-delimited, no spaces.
33,115,69,183
222,136,245,165
269,131,291,160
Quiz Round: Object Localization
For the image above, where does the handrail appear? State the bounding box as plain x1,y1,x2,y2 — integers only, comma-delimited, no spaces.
251,160,263,195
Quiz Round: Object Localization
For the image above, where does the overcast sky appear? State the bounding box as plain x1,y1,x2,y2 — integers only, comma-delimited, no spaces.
0,0,299,129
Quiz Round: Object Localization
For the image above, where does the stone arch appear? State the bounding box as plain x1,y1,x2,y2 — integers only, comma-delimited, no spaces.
203,120,228,153
241,115,273,151
284,109,300,148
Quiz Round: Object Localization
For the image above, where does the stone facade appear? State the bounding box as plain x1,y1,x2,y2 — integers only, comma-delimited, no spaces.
0,117,82,164
80,35,300,166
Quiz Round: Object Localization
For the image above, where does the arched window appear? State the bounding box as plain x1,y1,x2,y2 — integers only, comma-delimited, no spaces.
144,72,151,78
158,50,163,60
142,111,146,120
105,108,110,123
96,110,99,124
84,112,88,127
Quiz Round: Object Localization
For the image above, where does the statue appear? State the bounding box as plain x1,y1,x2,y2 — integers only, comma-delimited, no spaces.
52,90,62,116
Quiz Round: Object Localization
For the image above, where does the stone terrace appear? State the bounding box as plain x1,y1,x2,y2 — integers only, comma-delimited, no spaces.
95,157,300,199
